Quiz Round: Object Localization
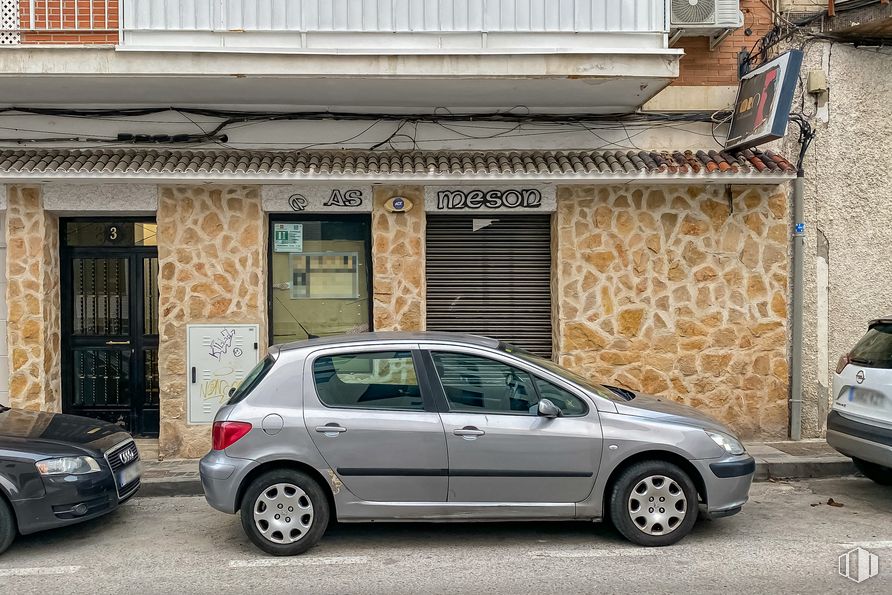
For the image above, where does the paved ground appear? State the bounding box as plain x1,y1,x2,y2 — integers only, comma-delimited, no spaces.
2,478,891,594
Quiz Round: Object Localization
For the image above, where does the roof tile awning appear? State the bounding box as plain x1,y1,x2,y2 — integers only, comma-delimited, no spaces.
0,148,796,184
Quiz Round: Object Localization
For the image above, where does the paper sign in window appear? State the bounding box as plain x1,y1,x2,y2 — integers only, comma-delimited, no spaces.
290,252,359,299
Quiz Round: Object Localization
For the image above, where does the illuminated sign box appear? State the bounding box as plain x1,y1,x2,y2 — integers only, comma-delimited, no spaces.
725,50,803,152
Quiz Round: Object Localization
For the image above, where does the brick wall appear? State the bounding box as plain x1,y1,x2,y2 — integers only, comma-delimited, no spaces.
18,0,118,44
674,0,775,86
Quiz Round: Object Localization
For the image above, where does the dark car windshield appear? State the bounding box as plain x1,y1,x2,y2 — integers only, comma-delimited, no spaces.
227,355,275,405
850,323,892,369
498,342,631,403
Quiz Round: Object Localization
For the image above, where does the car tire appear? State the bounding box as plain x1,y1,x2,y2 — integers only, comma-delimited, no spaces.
0,497,15,555
608,460,699,547
240,469,330,556
853,458,892,486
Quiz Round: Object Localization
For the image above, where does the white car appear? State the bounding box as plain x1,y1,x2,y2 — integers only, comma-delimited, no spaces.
828,318,892,485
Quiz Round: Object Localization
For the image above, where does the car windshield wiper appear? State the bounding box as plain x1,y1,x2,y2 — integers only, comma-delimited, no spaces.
850,356,875,366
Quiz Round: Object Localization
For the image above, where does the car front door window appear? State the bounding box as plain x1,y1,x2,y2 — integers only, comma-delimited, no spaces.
431,352,539,415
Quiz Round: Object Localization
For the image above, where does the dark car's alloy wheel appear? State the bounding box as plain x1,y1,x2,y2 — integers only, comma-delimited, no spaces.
0,497,15,555
609,460,699,546
240,470,329,556
853,458,892,486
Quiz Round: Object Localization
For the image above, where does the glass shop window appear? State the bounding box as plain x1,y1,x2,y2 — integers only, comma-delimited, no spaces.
270,217,372,344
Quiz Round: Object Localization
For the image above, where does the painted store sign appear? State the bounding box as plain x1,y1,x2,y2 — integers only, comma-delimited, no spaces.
424,185,556,213
262,185,373,213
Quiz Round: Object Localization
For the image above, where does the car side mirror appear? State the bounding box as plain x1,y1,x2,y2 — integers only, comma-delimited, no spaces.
538,399,562,419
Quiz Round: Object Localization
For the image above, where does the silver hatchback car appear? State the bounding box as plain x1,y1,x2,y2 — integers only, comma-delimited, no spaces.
200,332,754,555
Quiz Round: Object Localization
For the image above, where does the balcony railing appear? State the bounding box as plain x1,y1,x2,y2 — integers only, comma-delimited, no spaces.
0,1,119,45
2,0,672,50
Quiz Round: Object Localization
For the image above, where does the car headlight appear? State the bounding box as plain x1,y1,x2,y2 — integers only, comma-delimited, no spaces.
36,456,102,476
705,431,746,456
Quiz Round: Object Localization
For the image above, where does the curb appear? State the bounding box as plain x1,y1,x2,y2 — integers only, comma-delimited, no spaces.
138,460,858,498
140,478,204,498
754,459,857,482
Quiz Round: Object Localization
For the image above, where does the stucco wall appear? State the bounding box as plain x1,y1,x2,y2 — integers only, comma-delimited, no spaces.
778,40,892,437
157,186,267,459
372,186,426,332
5,186,61,412
555,184,791,439
0,211,7,407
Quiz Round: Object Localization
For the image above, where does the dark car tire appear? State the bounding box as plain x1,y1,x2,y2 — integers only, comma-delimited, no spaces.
0,497,15,555
608,460,699,547
853,458,892,486
240,470,330,556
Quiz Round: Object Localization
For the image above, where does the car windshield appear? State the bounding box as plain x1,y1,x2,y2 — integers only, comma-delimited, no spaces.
498,342,631,402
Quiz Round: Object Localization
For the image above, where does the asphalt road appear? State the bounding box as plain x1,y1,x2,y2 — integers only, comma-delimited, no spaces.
1,478,891,594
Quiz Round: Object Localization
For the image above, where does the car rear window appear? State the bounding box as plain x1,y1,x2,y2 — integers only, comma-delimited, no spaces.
850,323,892,369
227,355,275,405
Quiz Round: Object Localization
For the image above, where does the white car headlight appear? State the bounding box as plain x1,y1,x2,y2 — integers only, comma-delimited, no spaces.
36,456,102,476
705,431,746,456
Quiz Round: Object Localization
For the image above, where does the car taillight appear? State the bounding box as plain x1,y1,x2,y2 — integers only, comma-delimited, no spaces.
212,421,252,450
836,354,851,375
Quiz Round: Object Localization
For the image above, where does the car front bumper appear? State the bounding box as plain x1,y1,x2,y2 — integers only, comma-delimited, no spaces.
691,454,755,518
827,410,892,468
200,451,255,514
12,469,138,536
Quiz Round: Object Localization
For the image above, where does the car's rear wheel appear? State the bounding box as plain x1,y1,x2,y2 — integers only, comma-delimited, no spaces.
0,497,15,555
853,458,892,486
240,470,330,556
608,460,699,547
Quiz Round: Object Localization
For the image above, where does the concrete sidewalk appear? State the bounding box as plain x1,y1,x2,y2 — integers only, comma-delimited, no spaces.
138,440,856,498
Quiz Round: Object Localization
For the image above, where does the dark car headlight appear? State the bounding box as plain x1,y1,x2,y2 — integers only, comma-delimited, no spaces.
36,456,102,476
705,431,746,456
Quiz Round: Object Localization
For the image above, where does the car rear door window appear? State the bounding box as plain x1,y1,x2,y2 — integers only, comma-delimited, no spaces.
313,351,424,411
431,352,539,415
850,323,892,369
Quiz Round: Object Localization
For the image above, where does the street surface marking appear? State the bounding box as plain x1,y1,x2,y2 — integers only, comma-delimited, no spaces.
839,540,892,549
530,549,658,559
0,565,82,577
229,555,370,568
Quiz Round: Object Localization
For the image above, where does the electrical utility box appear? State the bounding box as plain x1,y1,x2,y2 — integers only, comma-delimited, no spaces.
187,324,260,424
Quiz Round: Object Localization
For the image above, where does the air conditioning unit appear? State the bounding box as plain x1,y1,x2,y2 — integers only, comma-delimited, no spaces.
670,0,744,49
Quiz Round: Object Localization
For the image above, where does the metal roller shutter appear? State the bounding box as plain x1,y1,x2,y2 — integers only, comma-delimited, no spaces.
425,214,553,357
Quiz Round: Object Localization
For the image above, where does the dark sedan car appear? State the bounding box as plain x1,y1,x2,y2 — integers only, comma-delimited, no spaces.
0,404,141,554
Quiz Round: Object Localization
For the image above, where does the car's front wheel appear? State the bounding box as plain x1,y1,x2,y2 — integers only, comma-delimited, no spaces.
853,458,892,486
0,497,16,555
240,470,330,556
608,460,699,547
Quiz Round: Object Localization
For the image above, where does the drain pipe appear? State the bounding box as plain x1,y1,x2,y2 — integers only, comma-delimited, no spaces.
788,114,814,442
790,173,805,441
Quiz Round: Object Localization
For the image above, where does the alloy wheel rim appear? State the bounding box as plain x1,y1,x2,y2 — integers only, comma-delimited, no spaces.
253,483,314,545
627,474,687,536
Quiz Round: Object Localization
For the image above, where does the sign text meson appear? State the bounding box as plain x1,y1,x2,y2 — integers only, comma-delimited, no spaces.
425,185,556,213
436,189,541,210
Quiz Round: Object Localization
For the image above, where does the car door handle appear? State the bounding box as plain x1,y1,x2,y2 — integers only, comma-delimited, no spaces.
453,427,485,437
315,424,347,434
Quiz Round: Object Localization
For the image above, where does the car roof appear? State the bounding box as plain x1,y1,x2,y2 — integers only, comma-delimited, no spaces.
273,331,502,353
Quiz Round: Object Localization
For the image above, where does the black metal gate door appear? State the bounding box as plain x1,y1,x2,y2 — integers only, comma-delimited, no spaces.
425,214,553,357
61,220,160,436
